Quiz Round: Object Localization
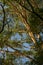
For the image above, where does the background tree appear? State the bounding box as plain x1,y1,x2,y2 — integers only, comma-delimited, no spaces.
0,0,43,65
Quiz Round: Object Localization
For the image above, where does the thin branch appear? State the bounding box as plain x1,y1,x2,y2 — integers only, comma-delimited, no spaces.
7,0,39,46
27,0,43,21
12,0,43,21
27,0,34,12
4,43,40,64
31,0,39,9
0,3,5,33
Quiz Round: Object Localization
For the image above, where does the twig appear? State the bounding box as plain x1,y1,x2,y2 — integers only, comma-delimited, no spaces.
0,3,5,33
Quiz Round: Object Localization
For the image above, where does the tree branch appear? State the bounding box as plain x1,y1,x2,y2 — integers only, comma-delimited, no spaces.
27,0,43,21
5,43,40,65
0,3,5,33
13,0,43,21
7,0,39,47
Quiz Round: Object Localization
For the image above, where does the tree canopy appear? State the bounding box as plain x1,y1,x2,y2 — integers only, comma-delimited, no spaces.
0,0,43,65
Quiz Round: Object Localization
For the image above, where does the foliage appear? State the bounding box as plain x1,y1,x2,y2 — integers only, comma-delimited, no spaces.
0,0,43,65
